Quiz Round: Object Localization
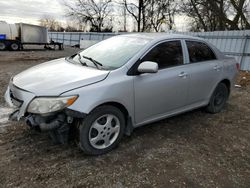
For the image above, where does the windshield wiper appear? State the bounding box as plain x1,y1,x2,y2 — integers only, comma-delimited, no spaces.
82,55,103,69
77,53,88,66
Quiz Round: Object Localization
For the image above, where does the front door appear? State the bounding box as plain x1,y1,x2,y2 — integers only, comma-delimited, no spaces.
133,40,189,125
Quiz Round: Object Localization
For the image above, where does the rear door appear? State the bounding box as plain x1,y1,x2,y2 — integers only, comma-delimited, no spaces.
133,40,189,124
184,40,222,105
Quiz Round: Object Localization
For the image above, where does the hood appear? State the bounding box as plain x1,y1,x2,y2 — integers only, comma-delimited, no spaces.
13,58,109,95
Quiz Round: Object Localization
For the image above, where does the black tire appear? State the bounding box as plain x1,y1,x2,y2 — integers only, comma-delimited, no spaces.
0,42,6,50
78,105,125,155
10,42,19,51
206,83,229,113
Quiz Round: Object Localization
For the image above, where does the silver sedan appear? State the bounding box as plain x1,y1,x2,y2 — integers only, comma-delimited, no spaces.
5,34,239,155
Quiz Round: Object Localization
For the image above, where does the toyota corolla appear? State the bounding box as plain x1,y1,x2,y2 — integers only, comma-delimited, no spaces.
5,34,238,155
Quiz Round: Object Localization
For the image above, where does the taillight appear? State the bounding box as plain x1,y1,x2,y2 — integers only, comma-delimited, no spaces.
236,63,240,71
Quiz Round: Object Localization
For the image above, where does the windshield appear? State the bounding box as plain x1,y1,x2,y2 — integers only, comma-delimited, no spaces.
72,36,151,70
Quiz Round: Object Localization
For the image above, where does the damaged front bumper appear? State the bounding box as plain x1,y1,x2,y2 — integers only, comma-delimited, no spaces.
24,109,86,131
5,83,86,144
24,109,85,144
5,83,35,120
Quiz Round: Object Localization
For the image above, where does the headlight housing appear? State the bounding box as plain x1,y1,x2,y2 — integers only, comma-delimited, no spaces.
27,96,78,114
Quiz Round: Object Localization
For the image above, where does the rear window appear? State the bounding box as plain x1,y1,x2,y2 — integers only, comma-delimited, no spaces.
186,41,216,63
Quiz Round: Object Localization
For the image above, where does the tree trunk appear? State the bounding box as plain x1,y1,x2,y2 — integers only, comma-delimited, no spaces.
138,0,143,32
190,0,208,31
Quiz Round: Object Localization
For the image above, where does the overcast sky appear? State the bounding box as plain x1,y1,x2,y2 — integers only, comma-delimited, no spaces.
0,0,189,31
0,0,66,24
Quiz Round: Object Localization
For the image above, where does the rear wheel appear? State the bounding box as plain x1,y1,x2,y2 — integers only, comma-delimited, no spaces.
78,105,125,155
206,83,229,113
10,42,19,51
0,42,6,50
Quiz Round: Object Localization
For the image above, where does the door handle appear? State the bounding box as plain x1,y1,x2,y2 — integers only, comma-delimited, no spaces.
178,72,188,78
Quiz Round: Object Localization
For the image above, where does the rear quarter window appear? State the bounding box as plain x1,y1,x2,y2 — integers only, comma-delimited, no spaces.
186,41,216,63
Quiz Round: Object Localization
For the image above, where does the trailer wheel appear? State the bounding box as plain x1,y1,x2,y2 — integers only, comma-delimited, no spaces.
10,42,19,51
0,42,6,50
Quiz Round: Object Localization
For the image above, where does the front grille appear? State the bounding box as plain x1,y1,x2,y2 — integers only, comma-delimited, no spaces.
10,89,23,107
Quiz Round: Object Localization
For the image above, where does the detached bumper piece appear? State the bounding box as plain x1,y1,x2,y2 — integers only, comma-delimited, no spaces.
25,110,86,144
9,110,20,121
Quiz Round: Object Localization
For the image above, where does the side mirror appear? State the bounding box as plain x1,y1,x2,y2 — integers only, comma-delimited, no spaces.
137,61,158,74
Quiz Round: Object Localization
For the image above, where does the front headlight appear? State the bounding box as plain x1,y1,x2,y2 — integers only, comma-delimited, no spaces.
27,96,78,114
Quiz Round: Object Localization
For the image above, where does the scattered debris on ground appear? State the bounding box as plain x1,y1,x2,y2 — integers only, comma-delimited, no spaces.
237,70,250,87
0,49,250,187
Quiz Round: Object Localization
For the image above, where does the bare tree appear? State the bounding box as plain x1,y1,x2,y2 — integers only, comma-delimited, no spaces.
65,0,112,32
224,0,249,29
123,0,148,32
105,1,127,32
146,0,178,32
39,16,64,31
123,0,178,32
183,0,250,31
64,20,86,31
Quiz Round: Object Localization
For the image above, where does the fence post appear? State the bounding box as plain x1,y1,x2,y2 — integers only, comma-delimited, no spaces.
79,32,81,45
62,32,64,44
70,33,72,46
240,35,248,68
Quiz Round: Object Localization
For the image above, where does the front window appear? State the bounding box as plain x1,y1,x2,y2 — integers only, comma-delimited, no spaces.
141,40,183,69
72,36,151,70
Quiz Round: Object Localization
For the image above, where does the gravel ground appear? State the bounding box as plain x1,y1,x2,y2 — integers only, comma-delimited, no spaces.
0,48,250,188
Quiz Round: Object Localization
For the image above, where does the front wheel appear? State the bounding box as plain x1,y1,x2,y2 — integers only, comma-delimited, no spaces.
78,105,125,155
206,83,229,113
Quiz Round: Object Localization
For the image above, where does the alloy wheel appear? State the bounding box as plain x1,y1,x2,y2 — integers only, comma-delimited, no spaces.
88,114,120,149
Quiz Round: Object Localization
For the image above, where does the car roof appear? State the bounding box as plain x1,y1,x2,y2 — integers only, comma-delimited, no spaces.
120,33,203,42
119,33,224,59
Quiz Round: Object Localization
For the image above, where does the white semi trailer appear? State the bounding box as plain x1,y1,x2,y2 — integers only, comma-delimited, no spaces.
0,22,63,50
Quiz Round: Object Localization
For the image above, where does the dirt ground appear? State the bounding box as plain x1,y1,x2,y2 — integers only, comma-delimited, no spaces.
0,47,250,188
